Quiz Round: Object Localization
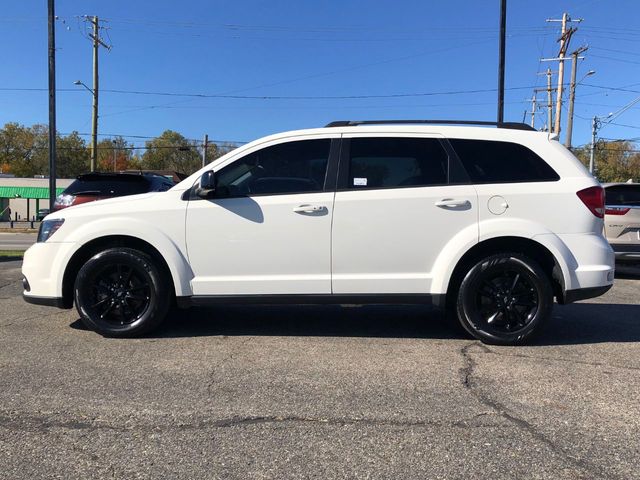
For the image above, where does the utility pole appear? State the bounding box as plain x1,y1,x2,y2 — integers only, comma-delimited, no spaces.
546,68,553,133
112,139,117,172
90,16,99,172
497,0,507,123
545,13,582,136
81,15,111,172
202,134,209,168
530,95,537,128
534,69,556,132
47,0,57,208
565,46,589,148
589,116,600,174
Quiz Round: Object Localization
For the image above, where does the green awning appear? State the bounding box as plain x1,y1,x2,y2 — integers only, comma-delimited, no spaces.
0,186,65,199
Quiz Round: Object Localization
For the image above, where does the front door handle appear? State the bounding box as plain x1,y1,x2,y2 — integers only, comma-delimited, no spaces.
435,198,471,208
293,204,327,214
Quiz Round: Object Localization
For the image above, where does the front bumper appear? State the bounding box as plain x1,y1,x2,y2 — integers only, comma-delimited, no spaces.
21,241,76,306
22,294,68,308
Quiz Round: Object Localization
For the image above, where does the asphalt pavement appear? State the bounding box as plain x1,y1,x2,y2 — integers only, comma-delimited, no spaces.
0,233,37,251
1,260,639,479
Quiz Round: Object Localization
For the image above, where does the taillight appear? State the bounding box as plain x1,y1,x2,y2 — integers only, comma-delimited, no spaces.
605,206,631,216
53,194,76,209
576,186,605,219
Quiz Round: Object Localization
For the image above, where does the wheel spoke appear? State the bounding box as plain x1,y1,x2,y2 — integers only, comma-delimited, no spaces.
128,283,150,292
91,296,110,309
100,301,116,319
486,309,503,324
508,273,520,295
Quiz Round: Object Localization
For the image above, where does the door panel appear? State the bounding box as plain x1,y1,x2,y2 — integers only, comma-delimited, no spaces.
332,185,477,293
186,193,334,295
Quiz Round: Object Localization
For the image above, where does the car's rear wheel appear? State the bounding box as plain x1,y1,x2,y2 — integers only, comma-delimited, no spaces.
74,248,170,337
455,253,553,345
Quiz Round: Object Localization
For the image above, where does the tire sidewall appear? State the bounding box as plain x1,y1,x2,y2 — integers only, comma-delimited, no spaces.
74,248,169,337
456,254,553,345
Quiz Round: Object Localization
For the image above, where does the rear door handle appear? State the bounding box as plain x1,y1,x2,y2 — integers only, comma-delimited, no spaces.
435,198,471,208
293,204,326,214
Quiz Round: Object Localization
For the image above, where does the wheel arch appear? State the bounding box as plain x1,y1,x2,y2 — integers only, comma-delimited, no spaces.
61,234,192,308
444,236,567,306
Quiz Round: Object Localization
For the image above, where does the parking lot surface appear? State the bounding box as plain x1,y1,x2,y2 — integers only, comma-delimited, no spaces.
1,260,639,479
0,233,36,251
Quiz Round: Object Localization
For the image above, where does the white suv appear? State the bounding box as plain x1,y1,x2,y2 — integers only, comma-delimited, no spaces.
22,120,615,345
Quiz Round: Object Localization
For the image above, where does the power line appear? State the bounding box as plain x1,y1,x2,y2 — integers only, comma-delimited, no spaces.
590,54,640,66
0,85,540,100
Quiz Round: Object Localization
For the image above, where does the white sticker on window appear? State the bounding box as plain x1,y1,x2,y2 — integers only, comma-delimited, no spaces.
353,177,367,186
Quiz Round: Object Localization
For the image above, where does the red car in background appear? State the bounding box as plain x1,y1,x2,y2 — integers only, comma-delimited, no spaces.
52,172,175,212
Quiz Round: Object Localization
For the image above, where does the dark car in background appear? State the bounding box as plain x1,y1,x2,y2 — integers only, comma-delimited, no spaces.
52,172,175,212
604,182,640,262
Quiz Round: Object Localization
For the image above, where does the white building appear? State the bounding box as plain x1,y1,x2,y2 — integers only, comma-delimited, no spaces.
0,177,74,221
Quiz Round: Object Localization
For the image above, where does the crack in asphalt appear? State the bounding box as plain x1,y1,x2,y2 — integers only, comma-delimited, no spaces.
459,342,618,480
0,410,507,435
484,348,640,372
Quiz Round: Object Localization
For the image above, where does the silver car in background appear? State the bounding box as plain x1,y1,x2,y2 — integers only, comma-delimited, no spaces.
604,183,640,261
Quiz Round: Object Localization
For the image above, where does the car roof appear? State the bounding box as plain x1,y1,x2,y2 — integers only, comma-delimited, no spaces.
75,172,165,182
603,182,640,188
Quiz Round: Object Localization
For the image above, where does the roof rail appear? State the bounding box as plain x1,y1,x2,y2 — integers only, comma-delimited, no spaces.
324,120,536,131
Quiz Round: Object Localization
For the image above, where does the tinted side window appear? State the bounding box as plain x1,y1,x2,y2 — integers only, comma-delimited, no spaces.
449,139,559,184
348,138,448,189
605,185,640,206
216,139,330,197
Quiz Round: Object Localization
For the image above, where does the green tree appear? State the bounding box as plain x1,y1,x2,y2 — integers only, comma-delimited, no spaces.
574,140,640,183
0,122,48,177
56,131,90,178
205,141,237,164
97,136,135,172
141,130,201,174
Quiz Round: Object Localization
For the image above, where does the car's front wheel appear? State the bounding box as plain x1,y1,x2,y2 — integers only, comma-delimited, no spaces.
455,253,553,345
74,248,171,337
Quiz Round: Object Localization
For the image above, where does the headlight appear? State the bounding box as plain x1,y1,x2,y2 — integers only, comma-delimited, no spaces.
37,219,65,243
54,194,76,208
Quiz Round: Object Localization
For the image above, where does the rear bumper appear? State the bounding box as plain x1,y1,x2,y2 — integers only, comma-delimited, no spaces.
562,284,613,304
610,243,640,261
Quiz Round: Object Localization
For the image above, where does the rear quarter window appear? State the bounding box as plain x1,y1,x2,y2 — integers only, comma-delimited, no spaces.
449,139,559,184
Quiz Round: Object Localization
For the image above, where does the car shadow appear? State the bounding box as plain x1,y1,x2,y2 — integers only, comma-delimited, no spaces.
615,263,640,280
149,304,462,340
83,300,639,346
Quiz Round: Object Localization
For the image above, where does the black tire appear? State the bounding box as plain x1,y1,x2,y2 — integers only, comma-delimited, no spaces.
455,253,553,345
74,248,171,337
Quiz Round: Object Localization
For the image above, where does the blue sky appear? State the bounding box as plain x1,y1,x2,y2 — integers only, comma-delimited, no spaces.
1,0,639,149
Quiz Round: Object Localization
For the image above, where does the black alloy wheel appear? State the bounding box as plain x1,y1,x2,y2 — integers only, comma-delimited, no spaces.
455,253,553,345
74,248,171,337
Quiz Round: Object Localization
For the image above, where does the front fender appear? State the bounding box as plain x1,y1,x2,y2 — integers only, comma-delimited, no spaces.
60,217,194,297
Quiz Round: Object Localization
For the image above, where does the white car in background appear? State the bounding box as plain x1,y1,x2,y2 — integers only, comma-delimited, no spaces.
22,120,615,345
603,182,640,262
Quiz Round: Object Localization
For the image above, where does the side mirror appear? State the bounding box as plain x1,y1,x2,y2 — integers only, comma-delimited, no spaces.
195,170,216,198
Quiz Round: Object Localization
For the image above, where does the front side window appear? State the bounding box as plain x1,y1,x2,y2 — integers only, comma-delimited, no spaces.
449,139,559,184
347,137,448,189
215,139,330,197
